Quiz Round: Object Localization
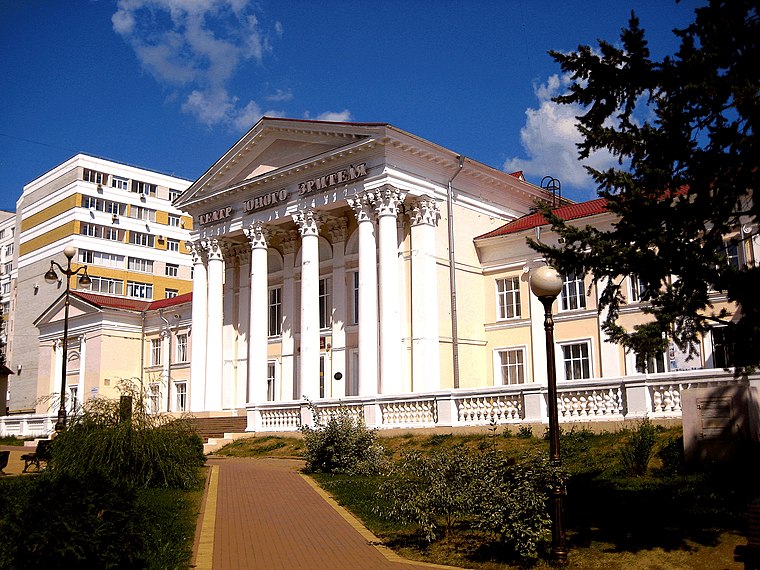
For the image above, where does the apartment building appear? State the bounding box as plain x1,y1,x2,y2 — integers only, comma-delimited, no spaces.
6,155,193,414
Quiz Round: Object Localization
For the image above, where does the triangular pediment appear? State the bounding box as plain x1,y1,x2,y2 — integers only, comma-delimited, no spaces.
175,117,387,209
34,293,103,328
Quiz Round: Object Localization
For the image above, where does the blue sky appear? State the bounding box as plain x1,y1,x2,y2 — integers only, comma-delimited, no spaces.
0,0,699,212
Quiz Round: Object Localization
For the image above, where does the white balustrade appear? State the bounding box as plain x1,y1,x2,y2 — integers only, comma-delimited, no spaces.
258,406,302,431
381,399,436,426
456,395,522,423
556,387,624,420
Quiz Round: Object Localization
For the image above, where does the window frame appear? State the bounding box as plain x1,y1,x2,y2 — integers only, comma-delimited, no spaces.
176,334,188,363
560,271,587,311
494,346,526,385
496,276,521,320
268,286,282,337
559,339,593,381
150,338,162,367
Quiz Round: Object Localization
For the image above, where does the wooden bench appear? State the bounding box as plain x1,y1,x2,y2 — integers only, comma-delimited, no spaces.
20,440,53,473
735,503,760,569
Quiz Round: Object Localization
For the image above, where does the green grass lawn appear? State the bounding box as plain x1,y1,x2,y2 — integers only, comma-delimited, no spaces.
217,425,759,569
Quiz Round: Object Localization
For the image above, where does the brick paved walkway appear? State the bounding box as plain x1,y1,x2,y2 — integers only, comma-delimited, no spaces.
195,457,454,570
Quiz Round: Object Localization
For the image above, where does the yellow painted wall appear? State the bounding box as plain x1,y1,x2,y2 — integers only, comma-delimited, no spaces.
19,220,78,256
20,194,80,232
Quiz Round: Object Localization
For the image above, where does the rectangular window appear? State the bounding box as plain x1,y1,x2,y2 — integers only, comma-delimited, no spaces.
496,276,521,319
128,257,153,273
561,271,586,311
103,227,121,241
497,348,525,385
168,214,181,227
80,223,100,238
175,382,187,412
105,200,123,215
2,282,11,295
128,206,156,221
562,342,592,380
3,262,12,274
629,275,648,303
4,243,12,257
83,196,102,210
132,181,156,196
268,287,282,337
111,176,128,190
127,281,153,299
176,334,188,362
83,169,106,184
148,384,160,414
68,385,79,414
349,271,359,325
267,361,276,401
635,351,666,374
319,277,332,329
165,288,178,299
79,250,124,268
165,263,178,277
129,231,155,247
89,276,123,295
150,338,162,366
711,327,735,368
168,188,182,201
725,241,743,270
166,238,180,252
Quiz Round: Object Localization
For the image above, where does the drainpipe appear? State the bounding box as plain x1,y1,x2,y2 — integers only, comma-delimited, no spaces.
140,311,146,411
159,309,171,412
447,156,464,388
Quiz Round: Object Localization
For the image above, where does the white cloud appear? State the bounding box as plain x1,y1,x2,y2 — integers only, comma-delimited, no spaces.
266,88,293,102
504,74,617,192
112,0,279,130
311,110,352,123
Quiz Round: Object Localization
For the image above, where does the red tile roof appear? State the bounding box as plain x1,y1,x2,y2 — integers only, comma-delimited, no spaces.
475,198,608,240
72,291,192,312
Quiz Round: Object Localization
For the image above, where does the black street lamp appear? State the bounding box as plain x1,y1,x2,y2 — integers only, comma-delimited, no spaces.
44,246,91,431
529,265,568,564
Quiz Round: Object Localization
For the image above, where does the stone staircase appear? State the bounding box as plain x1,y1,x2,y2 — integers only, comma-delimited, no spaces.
189,416,249,454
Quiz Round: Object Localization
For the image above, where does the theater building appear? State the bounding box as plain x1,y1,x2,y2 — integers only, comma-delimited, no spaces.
174,117,555,426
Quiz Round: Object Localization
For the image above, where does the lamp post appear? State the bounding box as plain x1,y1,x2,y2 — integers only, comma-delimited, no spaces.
529,265,568,564
44,246,91,431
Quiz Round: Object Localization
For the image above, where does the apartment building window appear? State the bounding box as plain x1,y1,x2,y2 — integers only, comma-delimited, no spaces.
150,338,162,366
496,276,521,320
165,263,178,277
167,238,180,252
81,223,100,238
269,287,282,337
127,281,153,299
128,206,156,222
103,227,121,241
83,168,106,184
128,257,153,273
175,382,187,412
4,244,12,257
319,277,332,329
168,214,181,227
168,188,182,201
105,201,123,215
79,249,124,268
112,176,128,191
561,341,592,380
165,288,178,299
349,271,359,325
89,276,123,295
3,262,12,274
267,361,277,401
129,231,155,247
83,196,101,210
176,334,188,362
2,282,10,295
496,347,525,385
561,271,586,311
0,230,4,239
132,181,157,196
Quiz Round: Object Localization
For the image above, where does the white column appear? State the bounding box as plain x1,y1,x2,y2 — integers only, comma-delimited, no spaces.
188,241,208,412
376,187,404,394
410,197,441,392
327,218,348,398
293,209,322,399
596,276,620,378
529,285,549,384
245,222,270,404
280,232,298,400
78,336,86,400
397,215,410,392
205,238,224,411
237,249,251,406
221,245,239,409
348,193,379,396
161,329,170,387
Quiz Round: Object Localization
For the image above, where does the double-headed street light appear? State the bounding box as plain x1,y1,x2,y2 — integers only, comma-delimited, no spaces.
529,265,568,564
44,246,92,431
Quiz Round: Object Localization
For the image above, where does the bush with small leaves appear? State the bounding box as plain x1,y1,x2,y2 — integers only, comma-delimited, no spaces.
620,418,658,476
517,425,533,439
300,402,386,474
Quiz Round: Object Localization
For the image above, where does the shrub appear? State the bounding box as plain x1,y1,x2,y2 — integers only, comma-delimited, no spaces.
472,451,563,562
517,425,533,439
620,417,658,476
657,435,686,476
49,384,205,489
377,446,477,541
300,403,385,474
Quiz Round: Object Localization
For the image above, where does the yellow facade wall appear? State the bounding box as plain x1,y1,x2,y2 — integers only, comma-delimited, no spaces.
19,220,79,256
20,194,80,232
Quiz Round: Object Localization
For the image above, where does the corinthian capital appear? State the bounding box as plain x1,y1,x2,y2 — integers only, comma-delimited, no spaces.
203,237,224,261
244,221,269,250
187,240,208,265
292,208,322,237
409,196,440,227
347,191,375,223
374,186,405,218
